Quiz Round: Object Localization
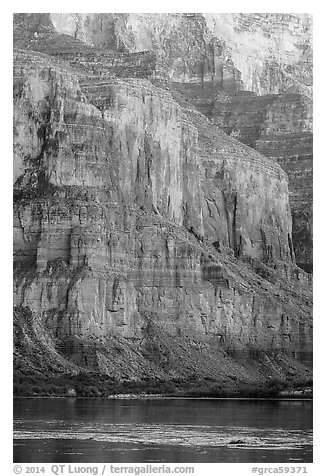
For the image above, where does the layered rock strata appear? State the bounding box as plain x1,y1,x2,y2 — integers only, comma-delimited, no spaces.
170,83,313,271
49,13,312,97
13,14,312,385
39,12,312,271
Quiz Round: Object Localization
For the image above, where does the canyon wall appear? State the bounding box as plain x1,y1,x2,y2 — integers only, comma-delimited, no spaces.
49,13,312,96
43,13,312,271
13,14,312,384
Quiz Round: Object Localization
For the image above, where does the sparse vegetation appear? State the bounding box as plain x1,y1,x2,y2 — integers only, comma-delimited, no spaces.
13,372,312,399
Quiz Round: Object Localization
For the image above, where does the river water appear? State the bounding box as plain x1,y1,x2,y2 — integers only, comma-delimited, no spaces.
13,398,312,463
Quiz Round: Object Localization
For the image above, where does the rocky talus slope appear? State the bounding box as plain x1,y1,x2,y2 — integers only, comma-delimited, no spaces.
13,14,312,393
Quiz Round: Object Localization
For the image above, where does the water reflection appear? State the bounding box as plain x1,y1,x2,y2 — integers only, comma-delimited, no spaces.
14,398,313,463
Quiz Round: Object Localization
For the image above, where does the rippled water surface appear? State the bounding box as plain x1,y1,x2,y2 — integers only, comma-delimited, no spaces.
14,398,312,463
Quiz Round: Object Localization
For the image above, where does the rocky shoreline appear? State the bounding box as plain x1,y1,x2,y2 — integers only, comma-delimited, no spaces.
13,371,312,399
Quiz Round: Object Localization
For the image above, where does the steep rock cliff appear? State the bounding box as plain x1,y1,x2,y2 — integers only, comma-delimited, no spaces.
13,15,312,387
170,85,313,271
42,12,312,271
49,13,312,96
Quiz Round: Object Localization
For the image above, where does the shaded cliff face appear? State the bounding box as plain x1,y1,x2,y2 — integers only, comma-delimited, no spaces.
171,85,313,272
44,12,312,271
14,48,293,264
13,14,312,386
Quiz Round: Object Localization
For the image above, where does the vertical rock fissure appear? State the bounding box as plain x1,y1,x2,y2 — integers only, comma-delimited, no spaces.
232,193,238,256
288,233,295,263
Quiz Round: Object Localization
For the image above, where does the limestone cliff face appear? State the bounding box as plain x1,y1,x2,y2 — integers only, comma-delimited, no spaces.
49,13,312,97
204,13,312,97
14,49,293,264
13,14,312,383
45,13,312,271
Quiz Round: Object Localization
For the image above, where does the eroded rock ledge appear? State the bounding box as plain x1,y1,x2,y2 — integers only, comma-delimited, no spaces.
13,15,312,391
